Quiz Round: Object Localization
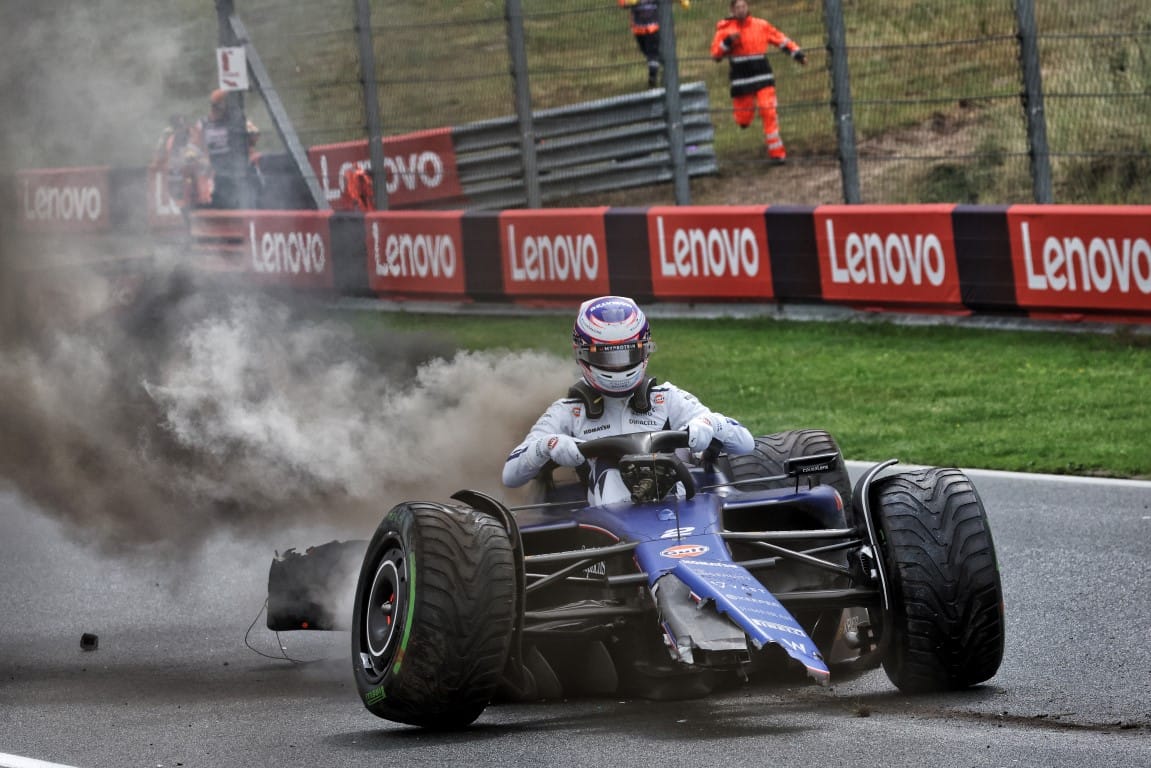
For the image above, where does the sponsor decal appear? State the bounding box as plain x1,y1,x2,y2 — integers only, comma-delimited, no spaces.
646,206,773,299
308,128,463,208
815,205,963,308
365,686,387,705
660,543,710,559
246,212,333,288
498,210,611,296
366,211,466,296
1008,205,1151,315
17,166,110,233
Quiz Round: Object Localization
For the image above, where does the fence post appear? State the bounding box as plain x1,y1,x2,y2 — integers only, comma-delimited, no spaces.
1015,0,1053,204
505,0,541,208
355,0,388,210
659,0,690,206
822,0,860,204
215,0,255,209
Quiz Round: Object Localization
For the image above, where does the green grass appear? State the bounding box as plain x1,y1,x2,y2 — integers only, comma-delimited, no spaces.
352,310,1151,479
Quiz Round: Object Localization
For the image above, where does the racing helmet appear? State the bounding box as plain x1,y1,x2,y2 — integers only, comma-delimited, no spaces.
572,296,655,396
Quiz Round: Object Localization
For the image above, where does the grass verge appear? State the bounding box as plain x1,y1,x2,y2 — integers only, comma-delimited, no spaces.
352,310,1151,479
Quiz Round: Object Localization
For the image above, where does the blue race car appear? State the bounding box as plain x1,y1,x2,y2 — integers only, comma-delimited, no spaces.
266,428,1004,729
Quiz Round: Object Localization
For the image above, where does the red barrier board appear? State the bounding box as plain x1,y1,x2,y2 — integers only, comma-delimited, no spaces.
645,206,773,299
16,166,111,234
1008,205,1151,316
146,164,186,230
498,209,611,298
244,211,334,289
308,128,463,209
814,204,964,309
365,211,467,297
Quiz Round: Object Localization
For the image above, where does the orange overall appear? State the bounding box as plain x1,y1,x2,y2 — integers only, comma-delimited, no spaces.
711,15,803,160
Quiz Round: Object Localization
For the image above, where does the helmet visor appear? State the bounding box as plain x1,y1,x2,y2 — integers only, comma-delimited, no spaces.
575,340,653,370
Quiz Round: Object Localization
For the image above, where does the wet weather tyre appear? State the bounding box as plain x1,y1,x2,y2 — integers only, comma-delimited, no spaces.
351,501,516,728
872,468,1005,693
727,429,853,510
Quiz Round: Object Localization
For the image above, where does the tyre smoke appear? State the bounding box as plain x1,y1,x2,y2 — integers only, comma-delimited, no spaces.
0,1,578,559
0,257,575,557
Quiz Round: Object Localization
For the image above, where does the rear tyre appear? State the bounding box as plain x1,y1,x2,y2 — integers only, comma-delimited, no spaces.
872,468,1005,692
727,430,854,670
727,429,852,510
351,501,516,728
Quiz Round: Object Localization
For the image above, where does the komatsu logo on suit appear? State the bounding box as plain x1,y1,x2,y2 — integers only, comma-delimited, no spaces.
22,178,102,223
656,217,760,277
372,222,458,279
1019,221,1151,295
506,224,600,282
824,219,947,286
249,222,327,274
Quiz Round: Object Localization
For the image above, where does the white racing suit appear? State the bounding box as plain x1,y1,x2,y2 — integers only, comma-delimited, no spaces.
503,379,755,505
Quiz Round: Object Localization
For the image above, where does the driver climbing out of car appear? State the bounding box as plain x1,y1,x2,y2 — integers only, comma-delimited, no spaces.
503,295,755,505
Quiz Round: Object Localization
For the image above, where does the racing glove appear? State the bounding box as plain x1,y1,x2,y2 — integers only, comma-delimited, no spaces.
538,434,585,467
793,48,807,65
686,416,716,453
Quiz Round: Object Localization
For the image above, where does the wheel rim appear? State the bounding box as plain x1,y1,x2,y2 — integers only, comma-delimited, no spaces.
362,545,407,680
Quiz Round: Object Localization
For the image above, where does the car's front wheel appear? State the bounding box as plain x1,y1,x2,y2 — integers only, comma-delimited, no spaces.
872,467,1005,692
351,501,516,728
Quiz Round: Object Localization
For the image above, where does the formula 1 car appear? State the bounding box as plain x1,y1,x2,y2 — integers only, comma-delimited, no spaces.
265,429,1005,729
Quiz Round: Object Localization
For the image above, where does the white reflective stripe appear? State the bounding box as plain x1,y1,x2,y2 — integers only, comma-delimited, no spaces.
732,74,774,87
0,754,81,768
732,55,763,63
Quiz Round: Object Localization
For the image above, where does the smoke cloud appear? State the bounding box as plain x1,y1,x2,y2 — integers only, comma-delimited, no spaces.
0,1,578,558
0,257,575,557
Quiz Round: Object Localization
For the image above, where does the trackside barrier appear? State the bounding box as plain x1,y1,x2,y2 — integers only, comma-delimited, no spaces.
8,169,1150,324
308,83,719,211
178,204,1151,324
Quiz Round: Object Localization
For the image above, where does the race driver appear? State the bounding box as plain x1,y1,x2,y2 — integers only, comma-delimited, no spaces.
502,295,754,505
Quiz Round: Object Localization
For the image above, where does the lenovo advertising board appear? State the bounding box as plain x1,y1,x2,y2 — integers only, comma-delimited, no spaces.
17,166,111,234
308,128,463,209
365,211,467,298
814,205,964,310
1008,205,1151,318
498,209,611,299
245,211,334,289
645,206,773,300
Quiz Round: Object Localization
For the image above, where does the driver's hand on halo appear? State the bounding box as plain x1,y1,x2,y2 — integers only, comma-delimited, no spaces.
544,434,585,467
686,417,716,453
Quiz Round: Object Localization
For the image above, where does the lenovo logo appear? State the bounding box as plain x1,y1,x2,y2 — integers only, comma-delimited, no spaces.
655,217,761,278
825,219,947,287
371,222,458,279
1019,222,1151,295
22,178,103,223
506,224,601,282
249,221,327,275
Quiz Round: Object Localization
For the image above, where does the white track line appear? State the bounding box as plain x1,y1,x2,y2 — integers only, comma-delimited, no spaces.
0,754,80,768
845,461,1151,489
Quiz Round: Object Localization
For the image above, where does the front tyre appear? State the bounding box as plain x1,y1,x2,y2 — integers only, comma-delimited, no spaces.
872,468,1005,693
352,501,516,728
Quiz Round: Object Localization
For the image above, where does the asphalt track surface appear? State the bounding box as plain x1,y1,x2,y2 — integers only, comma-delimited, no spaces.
2,467,1150,768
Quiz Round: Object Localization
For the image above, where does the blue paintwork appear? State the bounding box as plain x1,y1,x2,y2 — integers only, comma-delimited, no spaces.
516,482,839,683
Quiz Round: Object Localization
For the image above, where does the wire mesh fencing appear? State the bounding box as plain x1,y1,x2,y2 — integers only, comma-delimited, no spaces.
230,0,1149,206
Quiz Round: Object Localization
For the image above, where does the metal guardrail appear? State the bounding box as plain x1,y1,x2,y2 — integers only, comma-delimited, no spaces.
451,82,718,209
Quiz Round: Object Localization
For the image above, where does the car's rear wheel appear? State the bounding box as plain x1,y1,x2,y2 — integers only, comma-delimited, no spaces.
727,429,853,510
726,429,855,670
351,501,516,728
871,467,1005,692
